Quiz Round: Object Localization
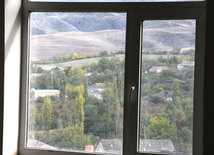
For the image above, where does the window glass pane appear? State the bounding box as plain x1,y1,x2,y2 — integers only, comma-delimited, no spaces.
27,12,126,154
30,0,204,2
139,20,195,155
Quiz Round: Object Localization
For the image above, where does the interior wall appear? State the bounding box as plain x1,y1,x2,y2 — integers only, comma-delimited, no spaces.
0,0,213,155
0,0,5,154
3,0,22,154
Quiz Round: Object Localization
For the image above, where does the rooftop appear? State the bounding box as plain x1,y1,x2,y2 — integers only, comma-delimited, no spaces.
95,139,175,154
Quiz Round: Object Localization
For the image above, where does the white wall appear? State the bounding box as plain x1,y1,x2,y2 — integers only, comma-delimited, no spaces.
4,0,22,154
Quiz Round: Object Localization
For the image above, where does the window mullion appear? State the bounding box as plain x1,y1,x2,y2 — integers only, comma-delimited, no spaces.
192,9,206,155
123,9,142,155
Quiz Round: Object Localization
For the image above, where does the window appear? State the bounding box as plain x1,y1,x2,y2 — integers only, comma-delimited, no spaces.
19,1,206,155
28,12,126,154
139,20,196,154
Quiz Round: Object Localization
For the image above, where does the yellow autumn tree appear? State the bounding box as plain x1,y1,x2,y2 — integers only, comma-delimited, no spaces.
75,94,84,131
73,53,78,58
41,97,52,131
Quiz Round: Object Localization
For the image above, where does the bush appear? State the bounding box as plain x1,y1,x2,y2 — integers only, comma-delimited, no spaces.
149,95,165,104
99,51,108,57
34,126,99,150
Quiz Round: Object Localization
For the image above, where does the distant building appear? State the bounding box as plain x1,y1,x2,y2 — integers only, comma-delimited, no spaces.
83,68,92,76
85,145,94,152
180,47,195,55
95,139,175,154
149,66,168,73
95,139,122,154
88,83,105,100
33,89,60,100
177,61,194,71
30,73,42,78
158,90,174,101
139,139,175,153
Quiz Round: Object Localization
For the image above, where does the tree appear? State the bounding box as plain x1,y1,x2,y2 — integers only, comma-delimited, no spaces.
42,97,52,131
98,58,111,72
66,85,84,100
117,72,124,105
145,113,175,141
31,72,52,89
34,126,98,151
31,65,44,73
73,53,79,58
160,69,178,82
141,83,151,96
84,104,99,134
110,99,122,137
68,67,85,86
74,94,85,131
28,104,38,131
172,79,182,149
140,114,151,139
99,51,108,57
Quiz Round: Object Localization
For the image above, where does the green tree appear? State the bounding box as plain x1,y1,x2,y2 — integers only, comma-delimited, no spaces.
110,99,122,137
141,83,151,96
32,72,52,89
84,96,106,138
28,104,38,131
35,126,98,151
74,94,85,131
172,79,182,149
66,85,84,100
84,104,99,134
117,72,124,105
42,97,52,130
68,67,85,86
147,113,175,141
99,51,108,57
160,69,178,82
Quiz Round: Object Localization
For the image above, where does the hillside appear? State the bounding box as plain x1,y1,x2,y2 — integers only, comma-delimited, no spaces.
31,29,126,61
31,12,126,35
31,12,195,61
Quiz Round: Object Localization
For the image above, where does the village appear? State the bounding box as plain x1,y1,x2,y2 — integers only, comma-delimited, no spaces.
27,47,195,155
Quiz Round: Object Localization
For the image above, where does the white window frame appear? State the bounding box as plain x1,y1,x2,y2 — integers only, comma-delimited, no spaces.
19,1,207,155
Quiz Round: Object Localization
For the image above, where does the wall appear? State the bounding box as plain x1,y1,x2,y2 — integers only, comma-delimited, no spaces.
0,0,5,153
0,1,213,155
3,0,22,154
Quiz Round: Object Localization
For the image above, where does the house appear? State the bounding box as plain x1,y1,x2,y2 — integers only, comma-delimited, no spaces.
95,139,175,154
177,61,194,71
139,139,175,153
30,73,42,79
83,68,92,76
180,47,195,55
88,83,105,100
157,90,174,101
85,145,94,152
33,89,60,100
149,66,168,73
95,139,122,154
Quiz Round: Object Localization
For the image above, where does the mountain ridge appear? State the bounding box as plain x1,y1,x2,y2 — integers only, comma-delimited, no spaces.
31,13,195,61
